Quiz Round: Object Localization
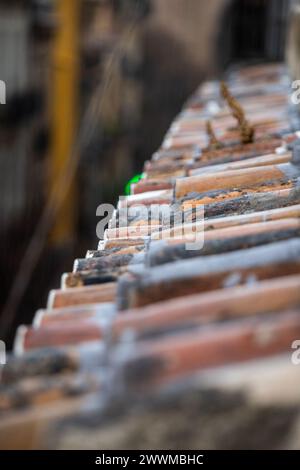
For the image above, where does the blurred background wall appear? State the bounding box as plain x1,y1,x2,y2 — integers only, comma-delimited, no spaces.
0,0,294,346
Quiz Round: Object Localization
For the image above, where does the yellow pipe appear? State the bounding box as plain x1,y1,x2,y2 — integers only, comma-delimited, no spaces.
49,0,80,245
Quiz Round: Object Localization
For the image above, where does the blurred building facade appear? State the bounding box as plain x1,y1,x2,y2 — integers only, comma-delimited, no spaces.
0,0,151,345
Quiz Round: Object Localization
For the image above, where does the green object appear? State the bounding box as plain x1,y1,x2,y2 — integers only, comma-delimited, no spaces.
125,173,144,195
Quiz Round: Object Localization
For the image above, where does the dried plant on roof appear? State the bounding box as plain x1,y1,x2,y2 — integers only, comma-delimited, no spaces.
220,81,255,144
206,120,223,150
